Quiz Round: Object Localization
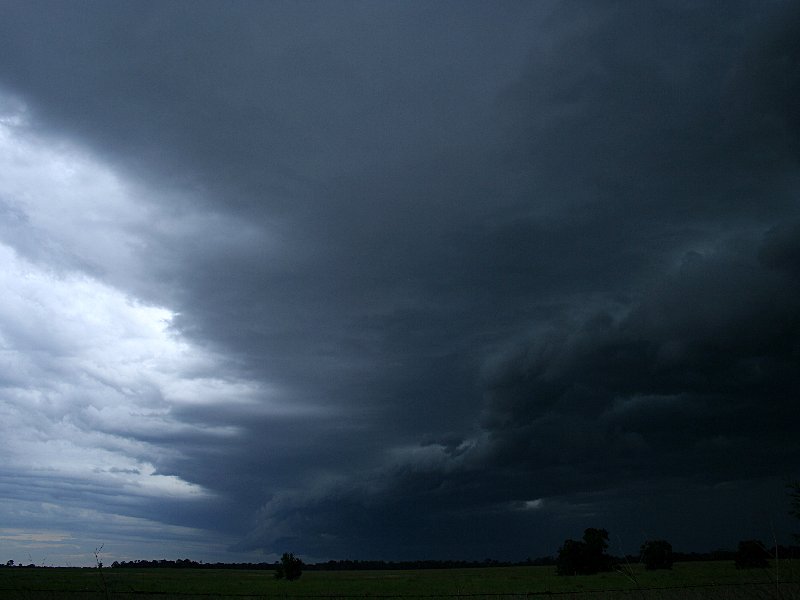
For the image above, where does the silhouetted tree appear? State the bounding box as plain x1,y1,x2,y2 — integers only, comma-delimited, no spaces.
274,553,303,581
735,540,769,569
556,539,586,575
582,528,612,573
556,528,612,575
641,540,673,570
790,481,800,541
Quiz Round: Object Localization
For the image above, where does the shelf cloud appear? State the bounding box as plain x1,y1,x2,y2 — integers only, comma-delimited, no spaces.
0,0,798,565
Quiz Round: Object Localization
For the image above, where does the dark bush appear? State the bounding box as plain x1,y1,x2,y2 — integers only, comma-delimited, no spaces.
556,528,612,575
556,539,587,576
735,540,769,569
275,552,303,580
641,539,673,570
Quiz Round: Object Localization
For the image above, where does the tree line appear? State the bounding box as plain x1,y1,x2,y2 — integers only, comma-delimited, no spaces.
6,483,799,577
553,529,798,576
97,539,797,578
109,559,275,570
4,542,797,574
106,557,547,571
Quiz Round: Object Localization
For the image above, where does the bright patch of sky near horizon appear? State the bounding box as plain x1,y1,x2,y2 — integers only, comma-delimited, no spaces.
0,101,272,565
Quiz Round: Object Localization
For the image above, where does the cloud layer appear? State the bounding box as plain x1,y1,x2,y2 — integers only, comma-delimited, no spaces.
0,1,798,564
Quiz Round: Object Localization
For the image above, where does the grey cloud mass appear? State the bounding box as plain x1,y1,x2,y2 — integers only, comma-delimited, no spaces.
0,0,798,565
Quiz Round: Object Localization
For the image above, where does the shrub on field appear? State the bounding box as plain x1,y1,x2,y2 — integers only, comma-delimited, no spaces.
556,539,586,576
275,552,303,580
556,528,612,575
640,539,673,570
734,540,769,569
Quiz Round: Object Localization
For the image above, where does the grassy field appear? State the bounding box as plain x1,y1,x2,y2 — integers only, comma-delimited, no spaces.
0,561,798,599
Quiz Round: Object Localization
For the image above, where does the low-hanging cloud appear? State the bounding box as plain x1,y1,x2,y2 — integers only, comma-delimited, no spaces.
0,0,798,564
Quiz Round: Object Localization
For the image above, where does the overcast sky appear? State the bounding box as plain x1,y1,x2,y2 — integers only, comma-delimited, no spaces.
0,1,799,567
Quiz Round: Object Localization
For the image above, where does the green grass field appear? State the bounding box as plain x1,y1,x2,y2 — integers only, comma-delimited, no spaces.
0,561,798,599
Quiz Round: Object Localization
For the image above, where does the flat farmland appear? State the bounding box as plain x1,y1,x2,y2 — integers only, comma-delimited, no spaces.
0,561,798,599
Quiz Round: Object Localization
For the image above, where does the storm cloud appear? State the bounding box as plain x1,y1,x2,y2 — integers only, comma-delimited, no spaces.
0,1,798,565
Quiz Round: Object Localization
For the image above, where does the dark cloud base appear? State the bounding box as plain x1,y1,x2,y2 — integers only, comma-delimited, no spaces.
0,0,798,563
